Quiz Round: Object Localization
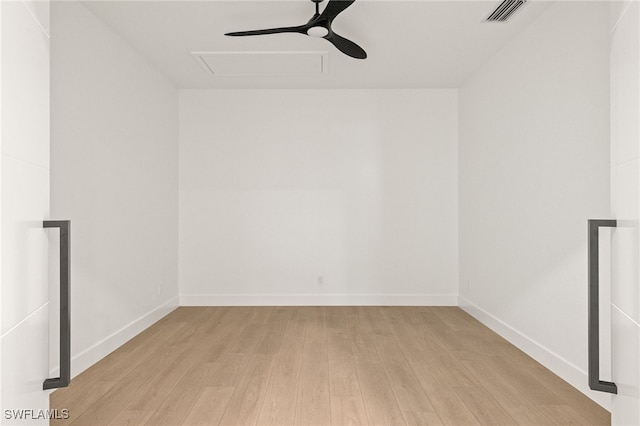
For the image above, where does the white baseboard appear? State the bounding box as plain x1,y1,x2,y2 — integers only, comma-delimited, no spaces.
459,296,612,411
180,293,458,306
57,296,179,379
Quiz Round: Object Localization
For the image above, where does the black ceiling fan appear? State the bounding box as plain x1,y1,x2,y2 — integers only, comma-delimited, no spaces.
225,0,367,60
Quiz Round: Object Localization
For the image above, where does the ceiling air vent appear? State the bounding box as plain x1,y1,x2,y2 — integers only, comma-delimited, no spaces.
485,0,527,22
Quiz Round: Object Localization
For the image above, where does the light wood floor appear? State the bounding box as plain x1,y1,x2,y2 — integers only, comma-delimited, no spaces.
50,307,610,425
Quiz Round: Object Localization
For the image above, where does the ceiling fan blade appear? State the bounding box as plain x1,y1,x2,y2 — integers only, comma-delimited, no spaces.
325,32,366,59
319,0,356,22
225,25,306,37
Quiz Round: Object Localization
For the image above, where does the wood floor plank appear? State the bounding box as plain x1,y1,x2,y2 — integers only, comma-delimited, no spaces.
50,381,117,426
296,359,331,425
108,410,153,425
218,354,274,425
355,359,406,425
326,306,354,330
461,355,559,425
164,308,215,346
66,343,194,424
402,410,444,426
428,348,483,389
253,329,285,355
404,351,481,425
372,333,407,365
64,380,143,425
247,306,275,325
527,360,611,425
279,312,307,354
143,362,220,425
256,371,300,425
410,383,480,426
123,345,200,411
328,358,361,397
327,328,354,361
71,319,189,387
330,396,369,425
391,327,428,354
485,355,561,406
433,306,479,331
271,351,303,378
350,324,383,363
381,360,437,414
208,352,252,388
200,306,245,334
181,387,235,426
201,321,246,363
258,320,304,425
267,306,296,328
50,307,610,426
537,405,599,425
230,323,266,354
452,385,516,425
505,406,560,426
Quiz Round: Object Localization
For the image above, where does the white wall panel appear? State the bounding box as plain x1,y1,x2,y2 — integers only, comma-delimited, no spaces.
1,0,51,421
610,0,640,423
611,1,639,167
0,306,50,426
611,307,640,425
611,159,639,323
1,0,4,410
179,89,458,304
22,0,50,37
1,1,49,168
611,0,633,32
1,1,51,335
1,156,49,334
611,0,640,322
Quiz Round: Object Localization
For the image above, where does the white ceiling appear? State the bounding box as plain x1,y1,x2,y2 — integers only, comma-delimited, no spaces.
81,0,554,89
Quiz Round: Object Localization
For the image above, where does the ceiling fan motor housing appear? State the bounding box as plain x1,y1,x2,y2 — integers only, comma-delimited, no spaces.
307,26,330,38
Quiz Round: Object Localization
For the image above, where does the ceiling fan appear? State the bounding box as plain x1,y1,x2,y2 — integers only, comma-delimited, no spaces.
225,0,367,60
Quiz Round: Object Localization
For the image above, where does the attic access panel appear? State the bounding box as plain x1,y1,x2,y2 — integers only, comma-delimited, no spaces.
192,51,328,76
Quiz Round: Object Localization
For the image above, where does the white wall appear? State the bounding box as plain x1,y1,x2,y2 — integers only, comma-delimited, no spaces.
610,0,640,423
1,0,51,422
50,2,179,377
458,1,610,406
179,89,458,305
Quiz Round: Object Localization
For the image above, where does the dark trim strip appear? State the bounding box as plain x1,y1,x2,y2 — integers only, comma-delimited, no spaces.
43,220,71,390
588,219,617,394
